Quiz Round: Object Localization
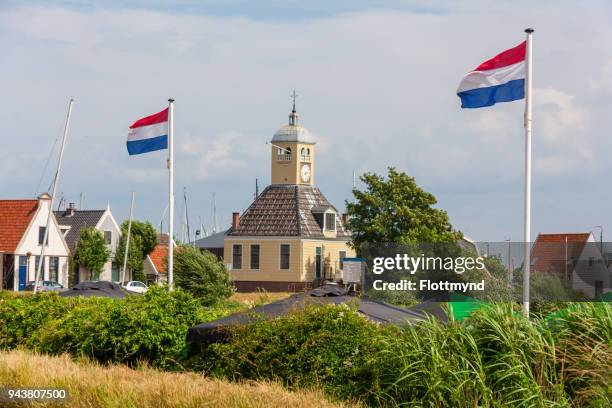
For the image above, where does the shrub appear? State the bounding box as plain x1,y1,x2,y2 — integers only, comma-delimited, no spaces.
33,286,202,369
192,303,398,403
174,246,234,305
191,302,612,407
0,287,242,370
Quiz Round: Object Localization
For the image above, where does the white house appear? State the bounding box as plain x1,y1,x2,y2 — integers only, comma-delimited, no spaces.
0,194,71,290
54,202,123,282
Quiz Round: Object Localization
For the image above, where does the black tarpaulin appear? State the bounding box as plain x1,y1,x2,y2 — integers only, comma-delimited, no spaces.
187,284,448,344
59,280,131,299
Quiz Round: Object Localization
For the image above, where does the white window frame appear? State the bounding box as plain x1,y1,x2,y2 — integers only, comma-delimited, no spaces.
279,244,291,270
104,230,113,245
324,211,336,231
250,244,260,270
232,244,243,270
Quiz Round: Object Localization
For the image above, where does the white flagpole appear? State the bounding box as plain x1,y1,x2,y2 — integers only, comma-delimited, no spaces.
34,98,74,294
522,28,534,316
120,191,135,284
168,98,175,290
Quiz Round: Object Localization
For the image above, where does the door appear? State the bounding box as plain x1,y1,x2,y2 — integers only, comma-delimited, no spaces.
315,247,322,279
18,256,28,291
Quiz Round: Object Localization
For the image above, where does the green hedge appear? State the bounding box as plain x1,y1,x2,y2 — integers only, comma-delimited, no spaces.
0,287,241,369
1,288,610,406
191,303,612,407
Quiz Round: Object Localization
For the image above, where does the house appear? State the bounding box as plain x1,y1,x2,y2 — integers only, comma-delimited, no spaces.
224,104,355,292
143,233,173,284
531,232,611,298
0,194,71,290
54,202,122,283
194,229,227,259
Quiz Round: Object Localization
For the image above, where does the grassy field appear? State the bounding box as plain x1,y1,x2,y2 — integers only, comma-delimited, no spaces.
0,350,355,408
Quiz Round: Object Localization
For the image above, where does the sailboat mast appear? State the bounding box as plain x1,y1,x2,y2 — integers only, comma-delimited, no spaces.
34,98,74,293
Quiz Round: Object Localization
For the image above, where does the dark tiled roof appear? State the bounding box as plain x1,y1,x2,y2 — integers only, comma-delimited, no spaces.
0,200,38,252
228,185,350,238
54,210,105,251
194,229,228,248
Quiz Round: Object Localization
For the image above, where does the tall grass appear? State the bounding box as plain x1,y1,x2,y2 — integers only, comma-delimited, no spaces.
0,349,353,408
198,303,612,407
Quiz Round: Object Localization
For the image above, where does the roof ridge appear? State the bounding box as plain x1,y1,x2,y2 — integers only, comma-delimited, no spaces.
295,185,302,236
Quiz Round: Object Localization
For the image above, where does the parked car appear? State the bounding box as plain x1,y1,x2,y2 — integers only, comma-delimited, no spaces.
121,281,148,293
25,280,65,292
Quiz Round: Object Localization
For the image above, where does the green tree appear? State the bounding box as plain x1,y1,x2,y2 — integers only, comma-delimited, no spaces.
115,220,157,282
74,228,110,280
173,246,233,305
346,167,462,250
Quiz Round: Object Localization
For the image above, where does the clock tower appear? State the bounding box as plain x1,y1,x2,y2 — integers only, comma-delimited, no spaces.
270,101,315,186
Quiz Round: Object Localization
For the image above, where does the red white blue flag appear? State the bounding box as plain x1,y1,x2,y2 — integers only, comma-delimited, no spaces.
457,41,526,109
126,108,168,155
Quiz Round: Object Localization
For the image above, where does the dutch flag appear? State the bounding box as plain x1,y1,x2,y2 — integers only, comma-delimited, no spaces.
126,107,169,155
457,41,526,109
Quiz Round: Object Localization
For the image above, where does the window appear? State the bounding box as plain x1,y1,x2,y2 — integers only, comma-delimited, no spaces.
277,147,292,161
49,256,59,283
38,226,48,245
280,244,290,270
325,213,336,231
339,251,347,270
104,230,112,245
35,256,46,276
232,244,243,269
250,245,260,270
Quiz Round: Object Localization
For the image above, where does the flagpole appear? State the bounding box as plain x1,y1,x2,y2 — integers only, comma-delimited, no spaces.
120,191,135,284
522,28,534,316
168,98,175,290
34,98,74,294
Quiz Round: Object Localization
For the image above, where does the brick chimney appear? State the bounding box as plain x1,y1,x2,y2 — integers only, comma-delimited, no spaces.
232,212,240,230
342,213,349,225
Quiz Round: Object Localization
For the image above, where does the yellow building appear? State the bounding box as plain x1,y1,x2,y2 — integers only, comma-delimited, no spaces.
224,103,355,291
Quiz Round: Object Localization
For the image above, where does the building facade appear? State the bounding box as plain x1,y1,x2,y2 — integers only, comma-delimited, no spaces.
224,105,355,291
55,203,122,283
0,194,71,290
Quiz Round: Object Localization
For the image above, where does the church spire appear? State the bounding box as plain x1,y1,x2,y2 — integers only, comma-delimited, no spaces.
289,89,299,125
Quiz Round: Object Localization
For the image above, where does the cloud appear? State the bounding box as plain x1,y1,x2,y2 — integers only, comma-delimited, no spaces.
534,87,591,175
2,1,612,242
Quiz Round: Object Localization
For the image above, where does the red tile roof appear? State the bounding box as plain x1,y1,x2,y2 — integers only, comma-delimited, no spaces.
531,233,591,276
149,243,168,274
0,200,38,253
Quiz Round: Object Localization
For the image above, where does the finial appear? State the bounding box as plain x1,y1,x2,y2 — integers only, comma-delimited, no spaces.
289,90,299,125
291,89,298,112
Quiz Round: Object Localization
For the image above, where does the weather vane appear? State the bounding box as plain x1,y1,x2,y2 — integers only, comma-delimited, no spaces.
291,89,298,111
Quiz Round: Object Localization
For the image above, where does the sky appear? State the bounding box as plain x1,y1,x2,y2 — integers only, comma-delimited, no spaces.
2,0,612,242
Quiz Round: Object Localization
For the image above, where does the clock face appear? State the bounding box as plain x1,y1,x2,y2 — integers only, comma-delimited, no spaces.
301,164,311,182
